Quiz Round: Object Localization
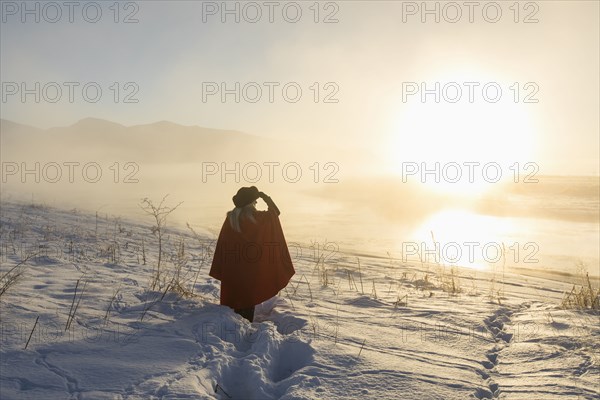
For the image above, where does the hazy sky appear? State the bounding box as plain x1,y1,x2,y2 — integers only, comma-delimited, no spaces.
1,0,598,175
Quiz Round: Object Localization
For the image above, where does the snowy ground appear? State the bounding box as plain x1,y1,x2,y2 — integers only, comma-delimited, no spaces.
0,201,598,399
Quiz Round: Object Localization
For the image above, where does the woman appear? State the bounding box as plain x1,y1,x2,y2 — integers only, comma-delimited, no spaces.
209,186,295,322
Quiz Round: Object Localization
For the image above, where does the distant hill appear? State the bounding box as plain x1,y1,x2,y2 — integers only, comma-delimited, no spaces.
1,118,281,163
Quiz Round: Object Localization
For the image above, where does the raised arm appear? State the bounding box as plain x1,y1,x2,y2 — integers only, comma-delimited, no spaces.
258,192,280,216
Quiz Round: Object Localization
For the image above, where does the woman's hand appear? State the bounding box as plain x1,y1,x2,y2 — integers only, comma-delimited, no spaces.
259,191,280,216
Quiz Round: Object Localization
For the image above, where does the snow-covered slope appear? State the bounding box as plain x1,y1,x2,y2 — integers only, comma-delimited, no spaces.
0,202,598,399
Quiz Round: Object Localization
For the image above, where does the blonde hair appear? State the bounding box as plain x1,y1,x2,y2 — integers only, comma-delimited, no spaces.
227,202,257,233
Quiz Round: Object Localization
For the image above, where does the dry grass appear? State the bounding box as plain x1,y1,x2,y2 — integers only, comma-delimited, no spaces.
0,253,36,298
440,266,462,295
139,195,183,291
561,272,600,311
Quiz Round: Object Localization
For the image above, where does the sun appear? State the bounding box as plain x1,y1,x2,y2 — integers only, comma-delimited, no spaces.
386,69,538,196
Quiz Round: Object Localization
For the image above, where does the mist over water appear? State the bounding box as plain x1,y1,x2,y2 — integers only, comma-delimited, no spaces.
2,119,598,279
3,169,598,279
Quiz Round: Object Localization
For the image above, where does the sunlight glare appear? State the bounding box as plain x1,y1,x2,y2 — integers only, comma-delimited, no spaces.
407,208,517,271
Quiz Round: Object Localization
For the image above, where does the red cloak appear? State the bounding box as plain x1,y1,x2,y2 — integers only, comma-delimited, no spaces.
209,209,295,309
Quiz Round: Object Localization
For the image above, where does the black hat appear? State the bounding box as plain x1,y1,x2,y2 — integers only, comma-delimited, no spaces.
232,186,260,208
